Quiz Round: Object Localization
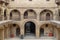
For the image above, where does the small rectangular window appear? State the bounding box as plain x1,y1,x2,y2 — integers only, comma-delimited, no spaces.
59,10,60,16
29,0,32,1
46,0,50,1
12,0,14,1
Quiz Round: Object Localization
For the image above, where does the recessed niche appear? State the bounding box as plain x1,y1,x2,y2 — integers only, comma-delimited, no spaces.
46,24,48,27
13,24,16,27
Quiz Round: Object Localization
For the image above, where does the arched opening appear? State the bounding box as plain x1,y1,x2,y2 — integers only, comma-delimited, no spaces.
10,10,20,21
0,8,2,21
58,9,60,20
9,24,20,37
24,21,36,36
40,24,55,37
16,27,20,37
46,13,50,20
24,9,36,19
40,10,53,21
4,9,7,20
40,28,44,37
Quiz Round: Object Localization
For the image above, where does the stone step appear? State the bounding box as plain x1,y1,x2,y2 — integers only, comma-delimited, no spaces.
5,37,56,40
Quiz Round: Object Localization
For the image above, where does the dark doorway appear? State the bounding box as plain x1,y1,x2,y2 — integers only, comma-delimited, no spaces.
46,13,50,20
40,28,44,37
25,21,36,36
16,27,20,37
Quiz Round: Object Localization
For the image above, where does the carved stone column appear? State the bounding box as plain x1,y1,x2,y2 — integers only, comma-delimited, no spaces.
0,26,4,40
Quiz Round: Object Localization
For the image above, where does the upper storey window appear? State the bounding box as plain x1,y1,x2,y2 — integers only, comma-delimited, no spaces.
24,9,37,19
58,9,60,16
46,0,50,1
11,0,14,1
40,10,53,21
10,9,21,21
29,0,32,1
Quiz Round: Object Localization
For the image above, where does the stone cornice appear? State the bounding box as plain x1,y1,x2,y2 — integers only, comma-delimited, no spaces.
8,7,58,9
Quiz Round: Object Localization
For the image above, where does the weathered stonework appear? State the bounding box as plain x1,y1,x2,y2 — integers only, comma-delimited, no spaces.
0,0,60,40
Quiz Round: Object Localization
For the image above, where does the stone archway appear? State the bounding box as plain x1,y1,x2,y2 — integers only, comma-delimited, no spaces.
40,9,53,21
10,9,20,21
40,24,56,37
46,13,50,20
40,28,44,37
24,9,37,19
16,27,20,37
4,9,7,20
10,24,20,37
24,21,36,36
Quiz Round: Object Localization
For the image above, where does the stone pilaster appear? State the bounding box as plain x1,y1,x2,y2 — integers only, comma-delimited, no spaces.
2,8,4,20
0,29,4,40
20,25,24,35
7,8,10,20
21,14,24,20
54,28,59,40
36,11,40,21
36,26,40,38
6,27,9,38
37,13,40,21
53,9,58,21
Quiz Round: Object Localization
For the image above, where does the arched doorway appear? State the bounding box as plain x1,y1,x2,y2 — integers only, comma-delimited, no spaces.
16,27,20,37
10,24,20,37
40,24,55,37
4,9,7,20
24,21,36,36
46,13,50,20
24,9,36,19
40,28,44,37
0,8,3,21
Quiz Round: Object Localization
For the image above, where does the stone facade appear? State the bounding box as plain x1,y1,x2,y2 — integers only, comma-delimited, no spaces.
0,0,60,40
